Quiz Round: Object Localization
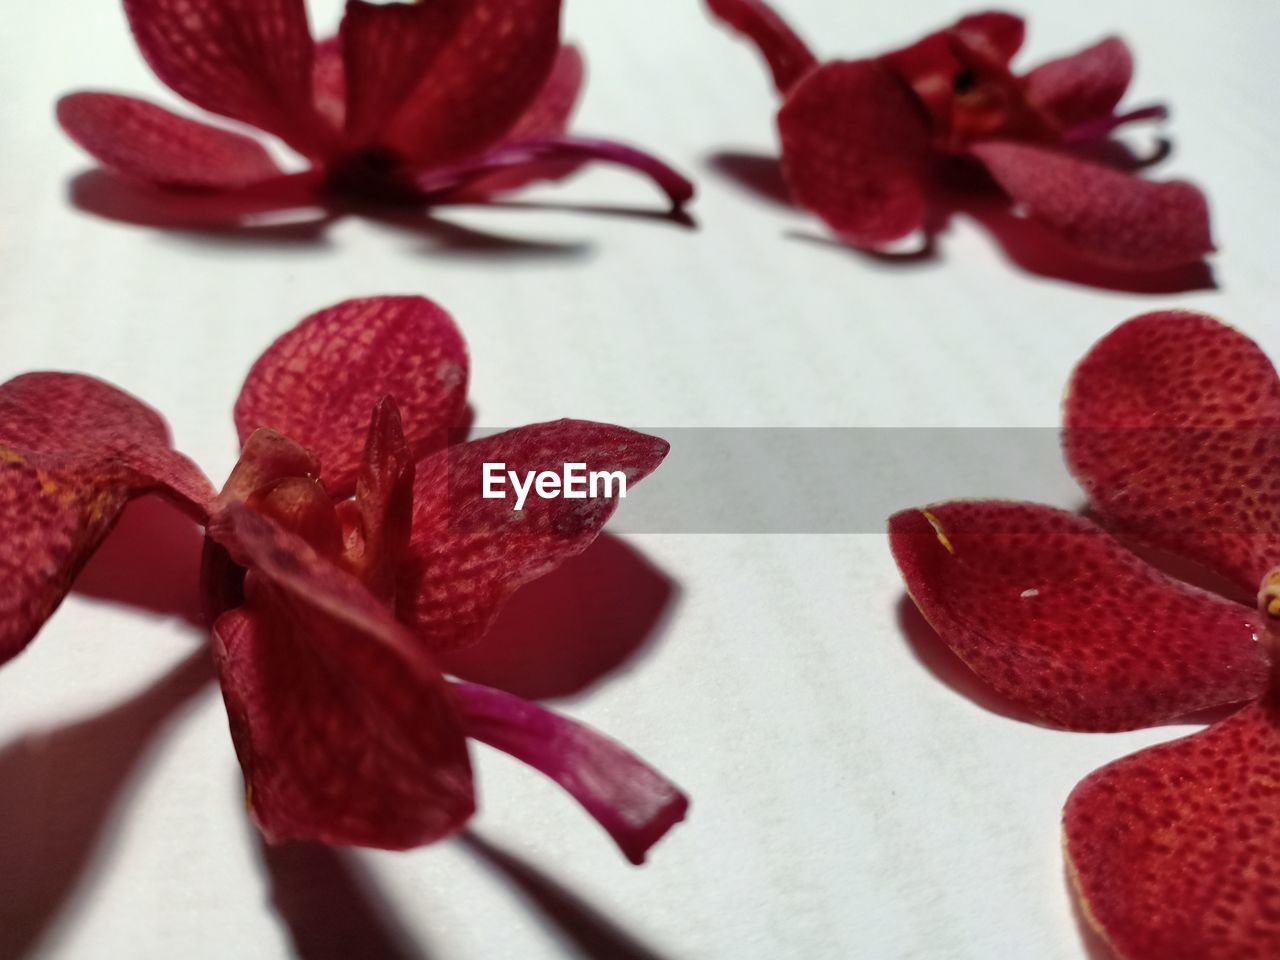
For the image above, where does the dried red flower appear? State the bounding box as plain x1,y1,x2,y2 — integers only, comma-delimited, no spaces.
0,296,686,861
57,1,694,218
890,311,1280,957
708,2,1212,271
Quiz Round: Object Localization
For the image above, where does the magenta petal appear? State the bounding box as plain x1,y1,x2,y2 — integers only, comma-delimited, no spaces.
416,136,695,209
453,681,688,864
57,93,284,190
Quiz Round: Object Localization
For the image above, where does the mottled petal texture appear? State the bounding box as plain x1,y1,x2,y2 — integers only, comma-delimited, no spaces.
1,373,213,662
1024,36,1133,130
123,0,324,154
398,421,669,652
1065,697,1280,960
778,60,932,247
971,141,1213,270
57,93,284,190
235,297,469,499
890,501,1269,731
209,503,474,849
1064,311,1280,592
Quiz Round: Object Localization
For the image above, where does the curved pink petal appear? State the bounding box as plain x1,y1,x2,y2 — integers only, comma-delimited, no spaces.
1064,312,1280,592
1,373,214,663
348,397,415,604
398,420,669,652
416,136,695,209
777,60,932,247
705,0,817,94
235,297,469,500
454,681,688,864
952,11,1025,63
58,92,284,190
1065,696,1280,959
889,500,1269,731
1024,36,1133,130
208,502,474,849
122,0,325,155
378,0,563,167
338,0,465,146
971,141,1213,270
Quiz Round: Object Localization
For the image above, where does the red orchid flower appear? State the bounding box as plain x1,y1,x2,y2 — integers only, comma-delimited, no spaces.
57,0,694,220
890,311,1280,957
707,1,1212,271
0,296,686,863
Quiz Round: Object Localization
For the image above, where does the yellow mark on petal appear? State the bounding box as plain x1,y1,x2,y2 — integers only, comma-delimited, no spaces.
0,446,25,465
245,783,254,812
1260,568,1280,621
922,510,954,555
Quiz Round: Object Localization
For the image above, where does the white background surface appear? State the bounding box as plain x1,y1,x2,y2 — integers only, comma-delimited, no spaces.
3,1,1280,957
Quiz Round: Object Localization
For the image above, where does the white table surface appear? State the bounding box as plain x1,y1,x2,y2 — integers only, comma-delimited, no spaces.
3,1,1279,957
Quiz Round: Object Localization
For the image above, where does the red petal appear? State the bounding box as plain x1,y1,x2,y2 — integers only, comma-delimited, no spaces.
349,397,415,604
889,500,1269,731
1064,311,1280,593
377,0,563,167
1,373,214,662
1064,697,1280,959
1024,36,1133,131
433,45,586,197
970,141,1213,270
338,0,465,146
235,297,469,499
502,44,585,142
208,502,474,849
312,36,346,133
952,11,1025,63
454,681,688,864
122,0,325,154
398,420,669,652
777,60,932,247
705,0,818,94
416,136,695,210
57,93,284,190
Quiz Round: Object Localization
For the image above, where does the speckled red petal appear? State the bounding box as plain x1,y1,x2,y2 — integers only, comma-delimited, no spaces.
455,681,688,864
234,297,469,499
338,0,465,146
705,0,817,94
952,11,1025,63
0,373,213,662
1064,312,1280,592
889,500,1269,731
311,36,346,133
208,503,474,849
1024,36,1133,131
971,141,1213,270
398,420,668,652
378,0,563,167
122,0,323,154
777,60,932,247
57,93,285,190
1065,697,1280,959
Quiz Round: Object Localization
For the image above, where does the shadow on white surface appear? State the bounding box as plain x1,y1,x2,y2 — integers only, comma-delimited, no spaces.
0,649,214,959
708,150,1218,294
895,594,1038,725
461,832,676,960
443,534,678,702
259,841,431,960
